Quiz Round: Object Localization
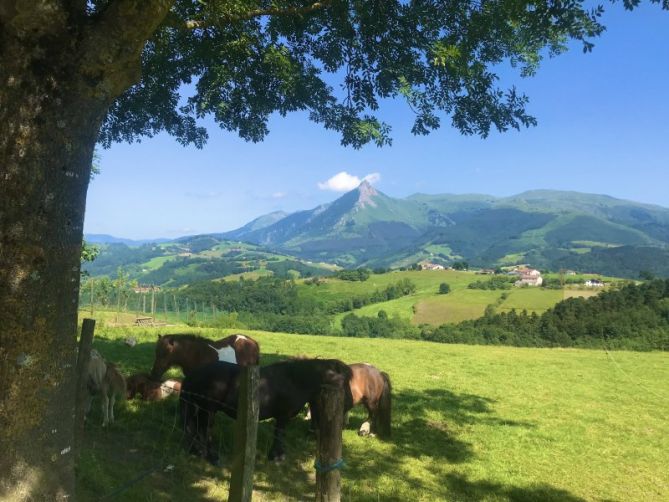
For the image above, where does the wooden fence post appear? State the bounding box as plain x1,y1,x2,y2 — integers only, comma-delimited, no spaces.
228,365,260,502
315,384,344,502
74,318,96,451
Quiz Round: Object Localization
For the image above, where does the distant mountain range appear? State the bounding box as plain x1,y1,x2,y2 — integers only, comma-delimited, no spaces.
85,185,669,279
210,182,669,276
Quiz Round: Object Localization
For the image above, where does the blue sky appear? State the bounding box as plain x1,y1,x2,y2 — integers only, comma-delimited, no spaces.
85,3,669,240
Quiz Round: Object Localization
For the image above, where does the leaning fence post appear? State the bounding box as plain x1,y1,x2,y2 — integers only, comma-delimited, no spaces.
74,318,96,451
228,365,260,502
315,384,344,502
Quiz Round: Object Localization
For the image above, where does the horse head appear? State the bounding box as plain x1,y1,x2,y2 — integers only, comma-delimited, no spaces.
150,334,177,381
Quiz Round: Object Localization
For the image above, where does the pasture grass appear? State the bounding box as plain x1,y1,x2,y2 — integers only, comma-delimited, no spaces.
216,269,275,282
563,289,600,299
498,288,564,313
324,270,612,327
327,270,478,325
77,326,669,501
413,290,501,324
142,255,177,270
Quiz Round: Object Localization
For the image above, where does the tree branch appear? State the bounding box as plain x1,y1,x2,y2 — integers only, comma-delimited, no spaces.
185,0,332,30
79,0,176,100
0,0,68,36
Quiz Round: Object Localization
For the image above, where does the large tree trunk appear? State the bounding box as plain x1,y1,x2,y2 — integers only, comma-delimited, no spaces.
0,2,174,498
0,38,105,502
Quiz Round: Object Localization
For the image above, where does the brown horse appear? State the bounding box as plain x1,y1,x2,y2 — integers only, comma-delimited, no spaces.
150,333,259,380
348,363,392,438
305,361,392,438
126,372,181,401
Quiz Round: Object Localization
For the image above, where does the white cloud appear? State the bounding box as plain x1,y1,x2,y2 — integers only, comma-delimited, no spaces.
363,172,381,184
317,171,381,192
272,192,287,199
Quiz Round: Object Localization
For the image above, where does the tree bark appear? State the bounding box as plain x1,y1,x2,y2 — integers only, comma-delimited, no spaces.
0,2,174,499
0,41,103,502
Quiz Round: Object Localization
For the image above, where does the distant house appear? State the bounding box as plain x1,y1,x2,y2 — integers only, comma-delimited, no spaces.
585,279,605,287
514,267,543,287
421,262,445,271
514,276,543,287
519,268,541,277
178,252,193,257
507,266,539,276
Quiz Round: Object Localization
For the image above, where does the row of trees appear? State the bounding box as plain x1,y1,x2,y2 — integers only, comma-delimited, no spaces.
80,274,419,335
467,275,515,290
342,280,669,350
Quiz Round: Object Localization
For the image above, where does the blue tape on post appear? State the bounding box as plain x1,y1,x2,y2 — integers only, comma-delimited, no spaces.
314,458,345,473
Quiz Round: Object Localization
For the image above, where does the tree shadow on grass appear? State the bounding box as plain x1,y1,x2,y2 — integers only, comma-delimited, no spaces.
79,338,553,501
440,472,587,502
77,339,323,500
378,387,536,465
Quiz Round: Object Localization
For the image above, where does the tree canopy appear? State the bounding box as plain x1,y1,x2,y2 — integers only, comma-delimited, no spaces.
98,0,616,150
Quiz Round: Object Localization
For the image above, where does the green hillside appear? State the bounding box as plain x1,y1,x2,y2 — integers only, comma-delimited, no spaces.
219,186,669,277
83,237,336,286
86,188,669,280
78,326,669,501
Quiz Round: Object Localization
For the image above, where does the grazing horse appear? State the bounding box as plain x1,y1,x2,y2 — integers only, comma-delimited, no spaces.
179,358,353,464
349,363,392,438
126,372,181,401
86,349,126,426
150,333,260,380
305,362,393,438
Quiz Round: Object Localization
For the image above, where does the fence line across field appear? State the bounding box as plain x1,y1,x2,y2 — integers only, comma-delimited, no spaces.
80,280,229,325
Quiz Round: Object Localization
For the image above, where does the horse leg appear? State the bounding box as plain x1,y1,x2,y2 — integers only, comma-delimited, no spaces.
109,394,116,424
308,400,320,433
84,393,93,421
268,418,288,462
358,403,374,437
101,392,110,427
204,411,220,466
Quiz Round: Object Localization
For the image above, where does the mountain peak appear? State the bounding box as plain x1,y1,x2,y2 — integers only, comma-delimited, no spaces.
355,179,378,207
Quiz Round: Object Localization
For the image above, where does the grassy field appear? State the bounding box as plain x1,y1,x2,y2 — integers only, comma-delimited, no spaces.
216,269,274,282
321,270,609,327
84,269,613,331
78,325,669,501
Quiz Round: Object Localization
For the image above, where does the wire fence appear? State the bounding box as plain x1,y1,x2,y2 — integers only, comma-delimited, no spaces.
80,375,342,501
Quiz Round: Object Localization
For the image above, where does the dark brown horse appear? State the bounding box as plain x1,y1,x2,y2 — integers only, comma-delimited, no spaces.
179,358,353,464
349,363,392,438
150,333,259,380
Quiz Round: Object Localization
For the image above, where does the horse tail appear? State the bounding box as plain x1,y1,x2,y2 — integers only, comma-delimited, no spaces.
377,371,392,439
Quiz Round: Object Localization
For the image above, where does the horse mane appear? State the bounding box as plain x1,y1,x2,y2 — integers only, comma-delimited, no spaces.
164,333,209,343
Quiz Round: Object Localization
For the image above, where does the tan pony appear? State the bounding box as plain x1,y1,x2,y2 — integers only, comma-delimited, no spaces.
86,349,126,426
